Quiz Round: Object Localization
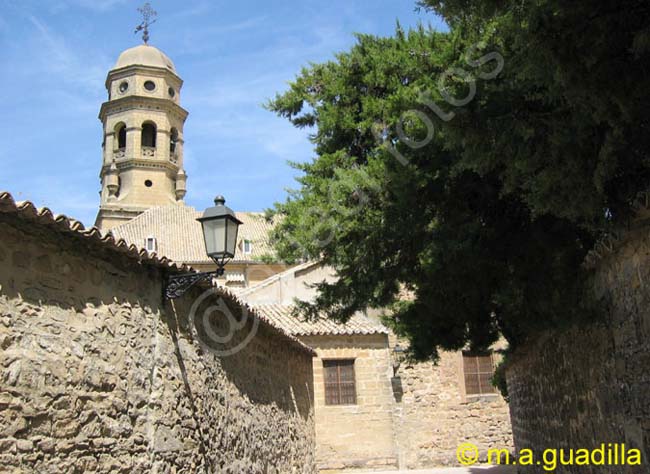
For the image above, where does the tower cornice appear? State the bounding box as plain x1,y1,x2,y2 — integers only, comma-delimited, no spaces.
99,159,180,178
98,95,189,123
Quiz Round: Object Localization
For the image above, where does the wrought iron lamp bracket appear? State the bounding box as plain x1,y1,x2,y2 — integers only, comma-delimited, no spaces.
164,265,225,300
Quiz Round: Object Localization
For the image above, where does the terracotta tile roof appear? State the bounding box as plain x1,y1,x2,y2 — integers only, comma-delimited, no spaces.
0,191,315,355
0,191,191,273
109,204,277,264
252,303,389,336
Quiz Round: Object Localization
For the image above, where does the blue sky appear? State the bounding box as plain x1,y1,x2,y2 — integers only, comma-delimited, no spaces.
0,0,444,226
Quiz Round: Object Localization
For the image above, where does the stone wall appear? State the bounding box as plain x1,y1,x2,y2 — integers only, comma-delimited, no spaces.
506,222,650,474
300,334,398,473
394,350,513,469
300,330,513,473
0,211,316,473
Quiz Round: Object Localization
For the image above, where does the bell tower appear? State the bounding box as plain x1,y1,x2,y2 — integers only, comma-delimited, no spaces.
94,38,189,231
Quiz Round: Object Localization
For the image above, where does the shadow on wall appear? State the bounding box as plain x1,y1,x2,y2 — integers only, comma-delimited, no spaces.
168,285,314,419
0,213,316,472
391,375,404,403
0,214,313,419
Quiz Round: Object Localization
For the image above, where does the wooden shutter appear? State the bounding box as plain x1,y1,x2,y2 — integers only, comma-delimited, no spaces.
323,359,357,405
463,353,496,395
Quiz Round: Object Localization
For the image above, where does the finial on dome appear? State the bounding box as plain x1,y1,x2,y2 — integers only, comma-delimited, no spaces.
134,2,157,45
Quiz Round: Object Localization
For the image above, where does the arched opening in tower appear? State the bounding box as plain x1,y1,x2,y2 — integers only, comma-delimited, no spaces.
170,128,178,153
142,122,157,148
116,124,127,149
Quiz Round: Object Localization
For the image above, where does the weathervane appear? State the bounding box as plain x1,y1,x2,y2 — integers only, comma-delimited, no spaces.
134,2,157,44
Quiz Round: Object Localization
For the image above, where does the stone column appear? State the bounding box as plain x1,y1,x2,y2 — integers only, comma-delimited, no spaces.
126,126,141,160
157,129,170,162
104,132,115,165
175,138,184,168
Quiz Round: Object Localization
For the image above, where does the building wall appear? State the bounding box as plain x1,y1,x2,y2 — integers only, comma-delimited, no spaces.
300,334,398,473
394,350,513,469
506,222,650,474
0,213,316,473
241,262,335,304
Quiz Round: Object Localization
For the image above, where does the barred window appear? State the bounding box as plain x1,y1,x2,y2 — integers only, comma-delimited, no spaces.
463,352,496,396
323,359,356,405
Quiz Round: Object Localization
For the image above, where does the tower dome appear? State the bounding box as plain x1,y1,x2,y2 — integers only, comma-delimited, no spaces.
112,44,176,72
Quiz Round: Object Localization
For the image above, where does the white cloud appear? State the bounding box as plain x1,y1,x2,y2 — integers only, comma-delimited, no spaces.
26,15,109,92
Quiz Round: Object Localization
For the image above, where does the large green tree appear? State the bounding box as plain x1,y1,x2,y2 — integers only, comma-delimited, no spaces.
267,0,650,359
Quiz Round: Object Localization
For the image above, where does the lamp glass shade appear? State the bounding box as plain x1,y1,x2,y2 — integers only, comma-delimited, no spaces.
225,217,239,257
201,217,226,258
197,196,242,263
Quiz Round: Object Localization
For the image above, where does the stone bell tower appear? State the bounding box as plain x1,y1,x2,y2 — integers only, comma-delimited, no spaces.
94,42,189,231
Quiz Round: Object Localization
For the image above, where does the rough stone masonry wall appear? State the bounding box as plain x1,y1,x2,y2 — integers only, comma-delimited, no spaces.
506,223,650,474
0,214,315,474
394,350,513,469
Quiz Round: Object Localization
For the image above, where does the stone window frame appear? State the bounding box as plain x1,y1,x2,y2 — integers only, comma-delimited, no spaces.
323,358,357,406
459,351,498,400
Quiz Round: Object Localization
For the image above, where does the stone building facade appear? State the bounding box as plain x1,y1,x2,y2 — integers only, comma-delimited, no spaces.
242,262,514,472
393,351,512,468
505,208,650,474
0,191,316,473
306,333,397,472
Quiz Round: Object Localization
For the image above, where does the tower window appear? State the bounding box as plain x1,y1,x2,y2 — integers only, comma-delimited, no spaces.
168,87,175,98
144,180,153,187
142,123,156,148
119,81,129,93
145,236,157,252
144,80,156,91
116,124,126,149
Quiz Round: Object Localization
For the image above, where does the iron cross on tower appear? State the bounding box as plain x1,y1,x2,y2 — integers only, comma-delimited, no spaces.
134,2,157,44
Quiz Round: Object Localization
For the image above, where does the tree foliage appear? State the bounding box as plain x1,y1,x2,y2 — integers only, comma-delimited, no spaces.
266,0,650,359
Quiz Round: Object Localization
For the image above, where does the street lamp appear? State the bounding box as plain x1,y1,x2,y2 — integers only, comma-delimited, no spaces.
197,195,243,272
164,196,242,299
